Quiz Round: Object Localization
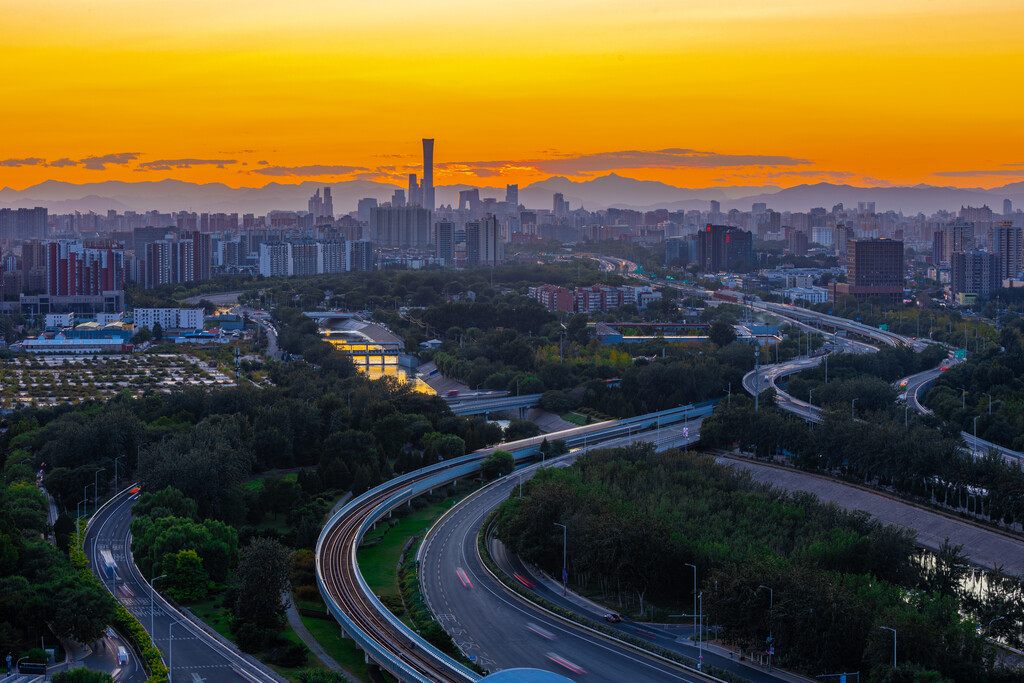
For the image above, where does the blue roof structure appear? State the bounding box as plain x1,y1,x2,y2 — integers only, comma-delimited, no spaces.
480,669,575,682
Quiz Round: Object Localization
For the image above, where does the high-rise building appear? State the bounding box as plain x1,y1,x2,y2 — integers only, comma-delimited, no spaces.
857,201,876,215
951,251,1001,301
553,193,568,217
0,207,48,240
505,184,519,206
347,239,374,272
478,214,504,266
369,206,431,248
391,189,406,208
321,240,347,274
435,221,454,264
709,200,721,219
789,230,808,256
947,219,975,257
357,198,377,226
258,242,293,277
829,238,903,301
932,230,946,264
45,240,124,296
459,189,480,212
323,187,333,219
180,230,212,282
1005,199,1013,216
408,175,421,206
422,139,435,211
696,224,752,272
465,221,480,265
992,221,1023,279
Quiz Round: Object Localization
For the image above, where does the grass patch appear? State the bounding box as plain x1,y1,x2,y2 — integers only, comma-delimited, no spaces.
561,412,588,426
301,616,373,683
187,591,234,641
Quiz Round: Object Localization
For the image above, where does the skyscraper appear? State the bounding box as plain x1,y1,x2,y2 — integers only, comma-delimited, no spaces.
696,224,752,272
478,214,504,266
422,138,435,211
369,206,431,248
1005,199,1014,216
323,187,333,219
951,251,1001,301
506,184,519,206
408,175,421,206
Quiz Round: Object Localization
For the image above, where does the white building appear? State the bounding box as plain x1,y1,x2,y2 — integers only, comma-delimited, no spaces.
781,287,829,304
44,312,74,329
134,308,204,331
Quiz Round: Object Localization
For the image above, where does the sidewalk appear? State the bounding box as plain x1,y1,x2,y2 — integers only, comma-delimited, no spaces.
284,603,359,682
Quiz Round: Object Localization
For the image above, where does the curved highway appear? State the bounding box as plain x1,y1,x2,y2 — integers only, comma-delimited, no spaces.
419,461,708,682
315,406,711,682
84,486,281,683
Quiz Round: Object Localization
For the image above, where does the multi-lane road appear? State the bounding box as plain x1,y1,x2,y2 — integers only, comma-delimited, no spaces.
84,487,281,683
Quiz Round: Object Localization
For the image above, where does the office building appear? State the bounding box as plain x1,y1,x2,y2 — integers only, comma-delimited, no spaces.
829,238,903,301
1005,199,1014,217
951,251,1001,302
408,174,421,206
357,198,378,225
696,224,753,272
435,221,454,264
422,139,435,211
506,184,519,206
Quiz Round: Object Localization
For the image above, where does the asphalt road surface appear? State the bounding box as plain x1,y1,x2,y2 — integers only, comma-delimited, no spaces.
85,487,280,683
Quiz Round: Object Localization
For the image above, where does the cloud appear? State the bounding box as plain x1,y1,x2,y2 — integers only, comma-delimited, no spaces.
47,158,78,168
434,148,812,178
79,152,140,170
136,158,238,171
933,170,1024,177
249,164,367,177
0,157,45,167
258,160,269,165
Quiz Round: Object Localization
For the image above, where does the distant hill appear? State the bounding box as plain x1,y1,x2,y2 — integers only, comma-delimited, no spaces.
0,175,1020,215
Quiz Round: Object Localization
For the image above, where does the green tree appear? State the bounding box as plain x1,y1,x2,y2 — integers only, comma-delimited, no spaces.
164,549,210,601
232,537,292,651
52,669,115,683
481,450,514,480
709,320,737,347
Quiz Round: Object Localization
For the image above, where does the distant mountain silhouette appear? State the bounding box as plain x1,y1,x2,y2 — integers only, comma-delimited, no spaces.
0,176,1021,215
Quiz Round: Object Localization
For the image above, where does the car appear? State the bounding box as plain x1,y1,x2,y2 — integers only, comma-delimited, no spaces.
117,647,128,666
603,613,622,623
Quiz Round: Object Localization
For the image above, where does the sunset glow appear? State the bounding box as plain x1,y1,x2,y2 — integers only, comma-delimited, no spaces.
3,0,1024,190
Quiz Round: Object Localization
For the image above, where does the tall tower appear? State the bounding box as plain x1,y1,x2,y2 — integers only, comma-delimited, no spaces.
422,139,435,211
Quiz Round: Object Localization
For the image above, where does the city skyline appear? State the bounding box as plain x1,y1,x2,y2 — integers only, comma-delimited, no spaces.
3,0,1024,191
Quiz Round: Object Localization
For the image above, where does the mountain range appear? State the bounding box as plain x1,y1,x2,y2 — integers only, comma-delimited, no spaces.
1,175,1021,216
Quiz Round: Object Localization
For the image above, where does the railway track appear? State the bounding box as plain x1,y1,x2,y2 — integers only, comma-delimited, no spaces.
315,405,712,682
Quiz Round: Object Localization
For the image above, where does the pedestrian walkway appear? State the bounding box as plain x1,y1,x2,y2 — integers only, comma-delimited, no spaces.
284,603,359,682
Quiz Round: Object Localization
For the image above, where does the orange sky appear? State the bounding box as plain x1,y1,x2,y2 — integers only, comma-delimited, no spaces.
2,0,1024,190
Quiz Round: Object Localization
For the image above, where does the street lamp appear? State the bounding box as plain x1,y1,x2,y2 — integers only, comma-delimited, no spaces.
169,621,175,683
553,523,567,596
758,585,774,670
151,574,168,642
851,397,859,420
988,616,1005,634
880,626,896,668
685,563,697,655
973,415,981,458
94,468,104,509
962,387,967,410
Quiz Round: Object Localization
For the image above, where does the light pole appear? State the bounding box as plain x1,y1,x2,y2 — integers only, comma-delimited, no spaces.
685,563,697,646
698,591,704,670
151,574,167,641
962,387,966,410
169,621,174,683
851,397,859,420
988,616,1005,635
973,415,981,458
94,468,104,509
554,523,567,596
759,585,773,671
880,626,896,668
114,456,124,493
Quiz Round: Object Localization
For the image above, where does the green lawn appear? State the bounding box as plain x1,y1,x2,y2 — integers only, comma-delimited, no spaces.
357,496,461,600
560,412,588,426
